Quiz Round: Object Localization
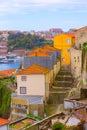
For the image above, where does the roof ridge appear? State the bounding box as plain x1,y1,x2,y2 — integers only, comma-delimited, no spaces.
17,64,50,75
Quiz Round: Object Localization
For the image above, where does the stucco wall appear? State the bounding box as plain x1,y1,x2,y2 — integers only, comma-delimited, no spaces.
0,125,8,130
53,64,57,79
17,75,45,96
54,34,74,65
56,61,60,73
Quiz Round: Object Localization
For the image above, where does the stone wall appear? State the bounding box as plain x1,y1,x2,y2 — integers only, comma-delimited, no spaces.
70,48,82,78
75,26,87,48
29,104,44,117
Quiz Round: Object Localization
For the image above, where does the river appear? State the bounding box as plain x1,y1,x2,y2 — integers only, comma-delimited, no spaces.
0,62,21,70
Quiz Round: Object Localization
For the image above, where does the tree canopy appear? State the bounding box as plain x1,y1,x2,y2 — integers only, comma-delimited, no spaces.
7,33,53,51
0,79,11,118
82,42,87,51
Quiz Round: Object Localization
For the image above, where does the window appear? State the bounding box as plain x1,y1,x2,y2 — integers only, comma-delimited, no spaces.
33,110,38,116
74,57,76,59
79,44,82,49
21,76,26,81
67,39,70,44
62,58,65,62
20,87,26,94
67,49,70,53
18,104,21,108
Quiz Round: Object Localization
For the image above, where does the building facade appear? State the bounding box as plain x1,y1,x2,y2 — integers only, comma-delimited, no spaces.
70,48,82,78
75,26,87,49
54,33,75,65
11,64,51,119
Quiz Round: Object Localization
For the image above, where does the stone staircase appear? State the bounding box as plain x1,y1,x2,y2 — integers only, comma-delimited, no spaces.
48,66,74,104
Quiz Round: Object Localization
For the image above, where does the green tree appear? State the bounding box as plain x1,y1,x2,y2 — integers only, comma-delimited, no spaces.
0,81,11,118
82,42,87,85
52,122,65,130
7,33,53,51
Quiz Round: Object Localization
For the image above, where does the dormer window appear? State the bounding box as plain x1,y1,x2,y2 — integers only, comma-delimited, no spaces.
21,76,26,81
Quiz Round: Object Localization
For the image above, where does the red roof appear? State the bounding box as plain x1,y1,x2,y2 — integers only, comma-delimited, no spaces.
0,47,8,50
0,42,7,45
0,52,7,55
28,52,50,57
66,33,75,37
17,64,50,75
0,69,16,78
0,118,10,126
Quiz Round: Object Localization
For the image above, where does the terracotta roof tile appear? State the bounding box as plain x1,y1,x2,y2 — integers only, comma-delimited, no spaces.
0,42,7,45
0,118,10,126
43,45,58,51
0,69,16,78
32,48,41,52
17,64,50,75
28,51,50,57
66,33,75,37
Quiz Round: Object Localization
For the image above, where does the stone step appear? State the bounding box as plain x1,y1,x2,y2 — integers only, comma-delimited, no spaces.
52,86,71,90
49,91,67,94
55,77,73,81
56,75,72,78
53,82,72,87
55,81,72,83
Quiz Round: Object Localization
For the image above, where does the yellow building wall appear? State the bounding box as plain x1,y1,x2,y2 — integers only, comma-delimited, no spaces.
54,34,74,65
12,98,28,105
53,64,57,79
45,72,51,98
56,60,60,73
50,69,54,86
45,72,50,84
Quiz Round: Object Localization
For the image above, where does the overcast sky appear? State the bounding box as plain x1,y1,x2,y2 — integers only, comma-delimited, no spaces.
0,0,87,31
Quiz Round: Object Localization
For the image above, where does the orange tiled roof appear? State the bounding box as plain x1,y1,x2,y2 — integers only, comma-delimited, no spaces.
32,48,41,52
0,118,10,126
66,33,75,37
0,69,16,78
0,42,7,45
55,33,75,38
17,64,50,75
43,45,57,50
28,51,50,57
42,48,55,52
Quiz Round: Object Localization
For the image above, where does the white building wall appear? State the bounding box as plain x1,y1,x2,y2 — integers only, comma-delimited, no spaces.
64,100,74,109
17,74,45,96
0,125,8,130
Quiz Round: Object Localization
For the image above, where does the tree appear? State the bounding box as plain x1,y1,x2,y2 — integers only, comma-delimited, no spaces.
82,42,87,85
0,81,11,118
52,122,65,130
7,33,53,51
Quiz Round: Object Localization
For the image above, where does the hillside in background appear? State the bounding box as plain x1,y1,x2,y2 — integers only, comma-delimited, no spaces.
7,32,53,51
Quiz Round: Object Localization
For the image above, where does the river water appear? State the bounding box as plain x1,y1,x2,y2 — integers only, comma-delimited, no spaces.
0,62,21,70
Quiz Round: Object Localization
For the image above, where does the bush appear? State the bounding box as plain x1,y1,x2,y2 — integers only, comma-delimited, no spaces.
52,122,65,130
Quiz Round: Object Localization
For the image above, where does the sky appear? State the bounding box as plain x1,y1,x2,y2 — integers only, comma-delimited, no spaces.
0,0,87,31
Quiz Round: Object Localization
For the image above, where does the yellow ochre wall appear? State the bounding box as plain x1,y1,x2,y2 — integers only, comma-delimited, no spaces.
54,34,75,65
